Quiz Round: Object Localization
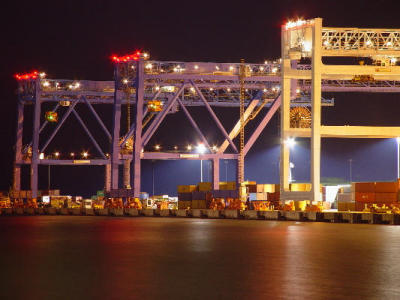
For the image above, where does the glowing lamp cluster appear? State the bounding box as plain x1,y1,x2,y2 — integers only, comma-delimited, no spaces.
285,19,307,30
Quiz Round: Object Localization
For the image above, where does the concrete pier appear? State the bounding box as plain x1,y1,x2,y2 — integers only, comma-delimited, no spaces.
2,208,400,226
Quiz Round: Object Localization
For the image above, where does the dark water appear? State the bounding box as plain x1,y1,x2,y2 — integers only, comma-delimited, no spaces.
1,216,400,300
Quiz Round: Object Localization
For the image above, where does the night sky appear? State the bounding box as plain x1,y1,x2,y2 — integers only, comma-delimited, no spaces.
2,0,400,197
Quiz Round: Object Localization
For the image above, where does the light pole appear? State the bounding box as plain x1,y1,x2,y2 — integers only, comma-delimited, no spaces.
152,160,155,196
348,158,353,182
284,138,296,183
224,160,228,182
196,143,206,182
397,138,400,179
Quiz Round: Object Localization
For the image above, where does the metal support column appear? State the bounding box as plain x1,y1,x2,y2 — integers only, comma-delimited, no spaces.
311,18,323,201
111,67,122,189
123,159,131,189
280,59,291,195
212,158,219,190
133,59,145,197
105,163,111,192
13,100,24,191
30,80,41,198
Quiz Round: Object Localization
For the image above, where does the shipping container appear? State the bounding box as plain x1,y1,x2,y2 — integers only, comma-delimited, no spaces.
375,192,398,203
178,200,191,209
198,182,212,192
178,193,192,201
354,182,375,193
192,191,207,200
355,192,375,202
375,182,399,193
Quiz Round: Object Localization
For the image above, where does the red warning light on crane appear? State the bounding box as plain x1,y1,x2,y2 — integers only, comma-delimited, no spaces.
14,71,39,80
111,51,149,63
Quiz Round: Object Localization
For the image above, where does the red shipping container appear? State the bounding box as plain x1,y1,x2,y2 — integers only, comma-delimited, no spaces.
375,182,399,193
355,192,375,203
375,192,398,203
355,182,375,193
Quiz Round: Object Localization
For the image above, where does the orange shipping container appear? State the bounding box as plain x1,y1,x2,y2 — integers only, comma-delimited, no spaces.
355,182,375,193
355,192,375,203
375,192,398,203
375,182,399,193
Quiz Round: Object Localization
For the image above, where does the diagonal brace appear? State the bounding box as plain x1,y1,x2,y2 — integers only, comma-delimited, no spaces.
142,84,185,147
191,80,238,153
40,101,78,153
72,109,106,159
82,96,112,141
244,94,281,156
176,98,211,151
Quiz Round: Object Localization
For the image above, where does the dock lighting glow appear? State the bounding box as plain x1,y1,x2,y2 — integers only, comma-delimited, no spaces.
54,152,60,157
39,72,46,78
285,19,306,30
229,66,234,71
302,41,312,52
122,78,129,84
296,88,301,94
70,152,75,157
39,153,44,160
215,66,219,70
154,145,161,150
259,66,264,71
271,67,278,73
145,63,152,69
174,146,178,150
14,71,38,80
212,145,218,152
42,81,50,87
209,88,214,91
190,87,195,93
285,138,296,148
82,152,89,158
196,143,206,154
194,65,199,70
391,58,397,65
323,40,330,47
143,52,149,58
187,145,192,151
227,88,231,92
263,88,267,92
155,86,160,91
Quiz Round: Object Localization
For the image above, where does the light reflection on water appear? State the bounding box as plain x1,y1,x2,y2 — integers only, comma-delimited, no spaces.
1,217,400,299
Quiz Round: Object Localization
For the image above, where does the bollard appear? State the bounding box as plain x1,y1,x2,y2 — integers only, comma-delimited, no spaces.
71,208,82,216
159,209,171,217
304,211,323,222
283,211,304,221
189,209,202,218
142,209,155,217
205,209,220,219
322,212,342,223
175,209,188,217
24,208,35,215
124,208,139,217
14,208,24,215
4,208,13,215
34,208,45,215
259,211,280,220
110,208,124,216
341,212,362,224
96,208,109,216
223,209,240,219
242,210,259,220
60,208,69,215
85,208,95,216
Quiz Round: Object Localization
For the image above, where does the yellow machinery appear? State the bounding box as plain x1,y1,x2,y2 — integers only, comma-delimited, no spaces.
290,107,311,128
147,100,163,112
